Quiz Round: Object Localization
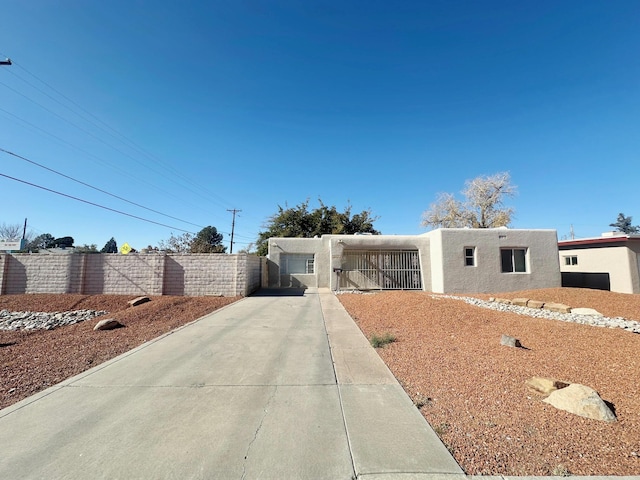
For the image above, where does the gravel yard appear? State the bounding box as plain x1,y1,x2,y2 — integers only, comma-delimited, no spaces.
338,287,640,476
0,294,239,410
1,287,639,476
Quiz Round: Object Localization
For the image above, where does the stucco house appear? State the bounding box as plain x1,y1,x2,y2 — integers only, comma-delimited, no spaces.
267,228,561,294
558,232,640,294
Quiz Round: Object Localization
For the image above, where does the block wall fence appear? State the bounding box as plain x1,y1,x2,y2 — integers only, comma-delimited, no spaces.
0,253,265,297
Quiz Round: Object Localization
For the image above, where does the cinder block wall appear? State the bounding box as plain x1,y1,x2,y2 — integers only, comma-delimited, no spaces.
0,253,262,297
0,254,83,294
164,254,237,296
83,254,166,295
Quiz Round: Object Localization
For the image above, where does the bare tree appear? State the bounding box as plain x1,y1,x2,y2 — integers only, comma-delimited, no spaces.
158,232,194,253
421,193,470,228
0,222,34,244
0,222,23,240
421,172,517,230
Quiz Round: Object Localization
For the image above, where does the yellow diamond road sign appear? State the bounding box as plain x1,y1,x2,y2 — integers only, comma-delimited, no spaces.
120,242,132,255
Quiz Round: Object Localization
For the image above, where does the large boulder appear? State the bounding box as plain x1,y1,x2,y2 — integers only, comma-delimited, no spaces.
94,319,124,331
128,296,151,307
500,334,522,348
525,377,569,395
543,383,616,422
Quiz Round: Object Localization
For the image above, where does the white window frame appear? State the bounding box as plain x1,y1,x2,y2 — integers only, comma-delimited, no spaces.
563,255,578,266
281,254,315,275
501,248,528,273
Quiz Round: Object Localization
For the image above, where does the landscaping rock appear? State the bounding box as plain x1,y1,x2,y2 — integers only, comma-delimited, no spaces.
94,319,124,331
526,300,545,309
543,302,572,314
543,383,616,422
512,298,529,307
571,307,603,316
433,295,640,334
500,334,522,348
128,296,151,307
525,377,569,395
493,298,512,304
0,309,107,331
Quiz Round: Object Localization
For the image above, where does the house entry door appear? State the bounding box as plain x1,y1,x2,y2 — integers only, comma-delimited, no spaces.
340,250,422,290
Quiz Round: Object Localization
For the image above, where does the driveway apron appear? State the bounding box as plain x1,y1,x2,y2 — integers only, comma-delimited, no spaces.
0,288,463,480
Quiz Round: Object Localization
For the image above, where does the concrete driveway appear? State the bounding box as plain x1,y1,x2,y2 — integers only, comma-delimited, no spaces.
0,288,463,479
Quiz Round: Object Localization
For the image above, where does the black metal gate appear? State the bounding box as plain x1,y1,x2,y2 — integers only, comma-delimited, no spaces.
340,250,422,290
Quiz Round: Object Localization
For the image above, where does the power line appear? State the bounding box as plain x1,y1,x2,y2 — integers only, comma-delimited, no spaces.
0,55,257,239
0,147,206,229
0,58,235,210
0,106,225,220
0,172,195,233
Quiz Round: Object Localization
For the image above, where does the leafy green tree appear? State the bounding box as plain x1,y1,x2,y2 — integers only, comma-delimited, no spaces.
101,237,118,253
54,236,74,248
609,213,639,234
26,233,56,252
256,200,380,256
421,172,516,229
191,226,226,253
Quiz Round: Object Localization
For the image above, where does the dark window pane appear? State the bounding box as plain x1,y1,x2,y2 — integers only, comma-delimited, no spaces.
514,249,526,272
501,249,513,272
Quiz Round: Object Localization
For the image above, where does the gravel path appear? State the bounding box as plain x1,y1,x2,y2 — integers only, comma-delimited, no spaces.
338,287,640,476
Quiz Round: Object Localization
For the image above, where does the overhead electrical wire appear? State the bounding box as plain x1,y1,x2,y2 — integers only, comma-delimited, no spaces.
0,55,259,240
0,147,205,229
0,106,226,219
0,172,195,234
0,58,235,210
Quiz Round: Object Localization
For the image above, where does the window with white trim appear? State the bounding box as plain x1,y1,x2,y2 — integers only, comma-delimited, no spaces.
464,247,476,267
563,255,578,266
501,248,527,273
281,254,315,274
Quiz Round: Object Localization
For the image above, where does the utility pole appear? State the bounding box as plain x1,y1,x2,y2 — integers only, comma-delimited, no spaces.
0,57,11,66
227,209,241,253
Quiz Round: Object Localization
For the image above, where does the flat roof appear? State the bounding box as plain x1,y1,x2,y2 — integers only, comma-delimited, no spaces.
558,234,640,248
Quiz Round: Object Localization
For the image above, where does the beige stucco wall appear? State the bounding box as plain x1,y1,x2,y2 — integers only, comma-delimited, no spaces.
430,228,561,294
267,238,323,288
326,235,431,291
559,245,640,294
268,229,561,294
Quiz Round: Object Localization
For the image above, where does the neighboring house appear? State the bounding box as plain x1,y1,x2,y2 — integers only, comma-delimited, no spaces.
267,228,561,294
558,232,640,294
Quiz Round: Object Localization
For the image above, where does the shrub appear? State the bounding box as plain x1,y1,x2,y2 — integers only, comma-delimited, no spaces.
370,333,396,348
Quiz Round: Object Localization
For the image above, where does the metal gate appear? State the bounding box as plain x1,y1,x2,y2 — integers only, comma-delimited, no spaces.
340,250,422,290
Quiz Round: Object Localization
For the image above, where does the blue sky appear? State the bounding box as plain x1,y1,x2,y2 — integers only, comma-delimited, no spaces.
1,1,638,251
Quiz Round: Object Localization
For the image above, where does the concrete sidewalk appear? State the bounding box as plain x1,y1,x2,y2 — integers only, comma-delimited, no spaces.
0,288,463,479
